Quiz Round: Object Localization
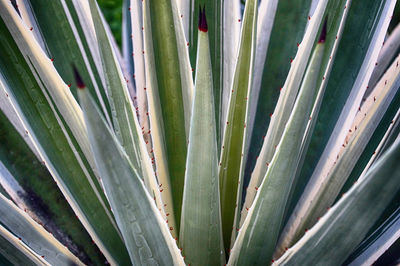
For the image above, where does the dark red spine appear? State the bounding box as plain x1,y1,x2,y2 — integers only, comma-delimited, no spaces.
318,18,327,43
198,6,208,32
72,65,86,89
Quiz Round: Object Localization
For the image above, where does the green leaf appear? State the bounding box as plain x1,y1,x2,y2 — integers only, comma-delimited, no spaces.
279,53,400,253
221,0,241,145
345,206,400,265
78,87,185,266
0,111,105,265
228,40,325,265
0,4,129,264
246,0,279,154
296,0,397,221
88,0,167,223
244,0,312,190
218,0,257,251
242,0,328,229
128,0,153,157
179,19,225,265
146,0,191,231
340,87,400,202
275,139,400,266
286,0,398,250
122,0,134,78
188,1,223,144
23,0,112,126
142,0,178,235
0,193,83,265
367,24,400,94
0,225,46,266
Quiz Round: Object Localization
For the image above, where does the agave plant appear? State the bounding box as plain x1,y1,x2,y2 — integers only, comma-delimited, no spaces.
0,0,399,265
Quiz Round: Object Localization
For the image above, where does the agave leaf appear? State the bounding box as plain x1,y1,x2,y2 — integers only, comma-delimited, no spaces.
78,87,185,266
177,0,190,39
244,0,312,191
0,193,83,265
122,0,134,79
188,1,223,143
88,0,166,221
296,0,397,217
367,24,400,95
0,185,9,200
275,138,400,266
287,0,397,249
281,0,353,227
221,0,241,143
179,14,225,265
170,0,195,136
0,111,105,264
0,225,47,266
346,206,400,265
242,0,328,227
22,0,112,126
17,0,47,53
246,0,279,154
228,39,325,265
145,0,191,231
0,5,130,263
340,90,400,199
129,0,153,156
218,0,257,251
142,0,177,236
0,0,96,182
363,107,400,169
279,53,400,251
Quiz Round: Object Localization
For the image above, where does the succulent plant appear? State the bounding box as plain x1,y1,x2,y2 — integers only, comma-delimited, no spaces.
0,0,399,265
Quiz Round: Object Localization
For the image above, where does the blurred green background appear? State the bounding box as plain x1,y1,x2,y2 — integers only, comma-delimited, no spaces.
98,0,123,47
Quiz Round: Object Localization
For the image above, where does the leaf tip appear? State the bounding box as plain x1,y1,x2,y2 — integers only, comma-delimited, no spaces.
72,65,86,89
198,5,208,32
318,17,327,43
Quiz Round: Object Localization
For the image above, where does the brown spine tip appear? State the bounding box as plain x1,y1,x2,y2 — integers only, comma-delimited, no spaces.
198,5,208,32
72,65,85,89
318,17,327,43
